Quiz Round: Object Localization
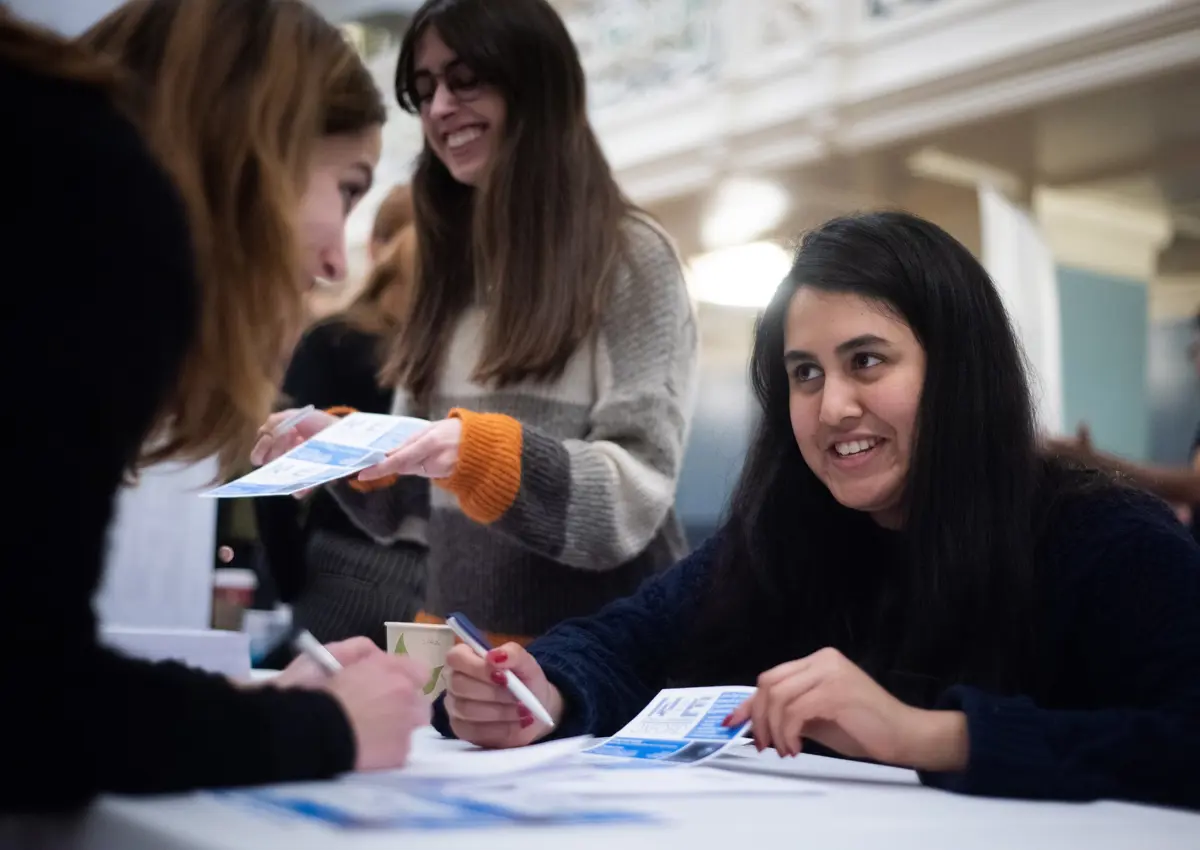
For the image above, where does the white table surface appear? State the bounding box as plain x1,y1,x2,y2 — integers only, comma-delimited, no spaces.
47,730,1200,850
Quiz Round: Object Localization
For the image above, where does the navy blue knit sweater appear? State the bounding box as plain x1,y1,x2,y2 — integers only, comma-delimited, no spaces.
434,485,1200,809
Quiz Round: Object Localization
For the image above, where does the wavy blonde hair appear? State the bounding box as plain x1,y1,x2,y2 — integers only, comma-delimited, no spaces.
337,184,418,338
81,0,386,478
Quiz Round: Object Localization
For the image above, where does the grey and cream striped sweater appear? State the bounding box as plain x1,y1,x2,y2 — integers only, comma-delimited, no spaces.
330,215,699,639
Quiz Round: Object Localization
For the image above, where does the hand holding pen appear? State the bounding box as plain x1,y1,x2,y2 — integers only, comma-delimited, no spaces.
280,631,432,771
442,615,564,750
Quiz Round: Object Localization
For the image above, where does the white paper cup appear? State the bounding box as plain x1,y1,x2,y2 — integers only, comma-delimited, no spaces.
385,622,455,700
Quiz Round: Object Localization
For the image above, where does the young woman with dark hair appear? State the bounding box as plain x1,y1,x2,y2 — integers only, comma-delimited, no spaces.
254,0,698,646
435,211,1200,810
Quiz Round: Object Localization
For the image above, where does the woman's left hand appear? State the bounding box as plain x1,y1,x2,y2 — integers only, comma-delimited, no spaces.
358,418,463,481
726,648,969,772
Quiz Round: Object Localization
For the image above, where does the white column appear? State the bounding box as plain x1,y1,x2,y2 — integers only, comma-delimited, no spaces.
978,185,1065,435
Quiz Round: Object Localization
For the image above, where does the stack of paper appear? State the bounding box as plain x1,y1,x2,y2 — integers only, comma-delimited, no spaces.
219,736,646,829
213,688,828,832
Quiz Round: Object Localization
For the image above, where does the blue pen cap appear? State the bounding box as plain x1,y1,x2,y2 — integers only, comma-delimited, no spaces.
446,612,493,651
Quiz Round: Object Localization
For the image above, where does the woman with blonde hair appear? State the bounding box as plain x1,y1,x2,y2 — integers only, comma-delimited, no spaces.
2,0,427,813
256,185,427,652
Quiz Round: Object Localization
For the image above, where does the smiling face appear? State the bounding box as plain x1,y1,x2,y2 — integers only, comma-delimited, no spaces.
413,27,506,187
298,127,382,289
784,288,926,528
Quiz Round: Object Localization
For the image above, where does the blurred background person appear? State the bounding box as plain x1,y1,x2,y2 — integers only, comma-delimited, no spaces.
3,0,428,812
1048,310,1200,541
256,185,427,658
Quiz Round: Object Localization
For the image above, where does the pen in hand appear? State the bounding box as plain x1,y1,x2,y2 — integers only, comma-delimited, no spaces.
271,404,316,438
446,612,556,728
292,629,343,676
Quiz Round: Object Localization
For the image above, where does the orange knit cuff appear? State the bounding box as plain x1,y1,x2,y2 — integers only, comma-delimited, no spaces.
323,406,399,492
436,408,523,525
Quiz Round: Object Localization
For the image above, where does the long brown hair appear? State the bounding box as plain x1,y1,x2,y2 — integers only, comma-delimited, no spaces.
384,0,633,402
370,183,417,250
81,0,386,478
342,223,418,337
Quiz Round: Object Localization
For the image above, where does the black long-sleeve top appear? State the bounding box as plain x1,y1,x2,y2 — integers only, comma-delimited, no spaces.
2,59,355,813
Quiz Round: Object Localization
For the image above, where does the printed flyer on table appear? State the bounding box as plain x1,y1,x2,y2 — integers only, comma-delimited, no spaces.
583,686,755,765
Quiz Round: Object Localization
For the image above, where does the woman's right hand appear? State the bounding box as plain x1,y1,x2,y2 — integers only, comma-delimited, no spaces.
444,643,563,749
250,408,339,466
324,652,432,771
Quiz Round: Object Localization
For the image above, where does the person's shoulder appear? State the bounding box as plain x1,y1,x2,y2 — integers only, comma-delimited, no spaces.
608,212,694,320
298,317,377,352
4,61,150,176
619,212,685,276
1038,468,1200,578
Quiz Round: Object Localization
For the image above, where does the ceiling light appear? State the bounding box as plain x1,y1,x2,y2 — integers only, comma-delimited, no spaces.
701,178,790,251
687,241,792,309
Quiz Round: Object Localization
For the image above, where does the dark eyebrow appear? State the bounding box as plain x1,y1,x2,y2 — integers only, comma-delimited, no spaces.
784,334,890,364
414,57,464,78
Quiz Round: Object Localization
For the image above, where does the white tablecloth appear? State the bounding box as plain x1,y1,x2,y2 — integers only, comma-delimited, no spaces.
39,731,1200,850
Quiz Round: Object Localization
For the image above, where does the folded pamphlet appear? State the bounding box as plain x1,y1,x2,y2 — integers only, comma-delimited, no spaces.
203,412,429,498
582,686,755,765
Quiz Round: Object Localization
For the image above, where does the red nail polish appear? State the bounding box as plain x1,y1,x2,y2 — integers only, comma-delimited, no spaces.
489,650,508,664
720,714,733,728
517,705,532,719
491,671,507,686
520,715,535,729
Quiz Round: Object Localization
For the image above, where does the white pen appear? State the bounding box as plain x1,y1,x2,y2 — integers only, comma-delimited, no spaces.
271,404,316,437
292,629,343,675
446,613,556,729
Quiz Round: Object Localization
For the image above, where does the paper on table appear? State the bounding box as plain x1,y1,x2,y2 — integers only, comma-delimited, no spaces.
582,686,755,766
715,746,921,786
355,734,594,782
220,779,647,830
216,734,639,830
462,761,825,798
203,413,430,498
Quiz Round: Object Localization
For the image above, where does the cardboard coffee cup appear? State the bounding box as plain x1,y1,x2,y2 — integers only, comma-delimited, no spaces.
212,568,257,631
385,622,455,699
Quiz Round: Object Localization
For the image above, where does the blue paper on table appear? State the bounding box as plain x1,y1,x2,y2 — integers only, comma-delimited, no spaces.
583,686,755,765
216,781,649,830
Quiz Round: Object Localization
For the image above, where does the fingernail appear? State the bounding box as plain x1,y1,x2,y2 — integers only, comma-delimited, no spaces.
489,650,508,664
491,671,507,686
720,714,733,728
517,705,531,719
519,716,535,729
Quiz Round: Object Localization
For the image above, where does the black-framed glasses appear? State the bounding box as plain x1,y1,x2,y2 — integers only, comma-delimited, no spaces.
407,60,486,111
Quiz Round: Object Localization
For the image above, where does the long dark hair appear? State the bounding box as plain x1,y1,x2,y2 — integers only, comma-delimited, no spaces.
383,0,633,403
689,211,1085,697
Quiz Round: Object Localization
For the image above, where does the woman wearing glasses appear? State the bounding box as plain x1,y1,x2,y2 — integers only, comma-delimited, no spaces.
254,0,699,647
